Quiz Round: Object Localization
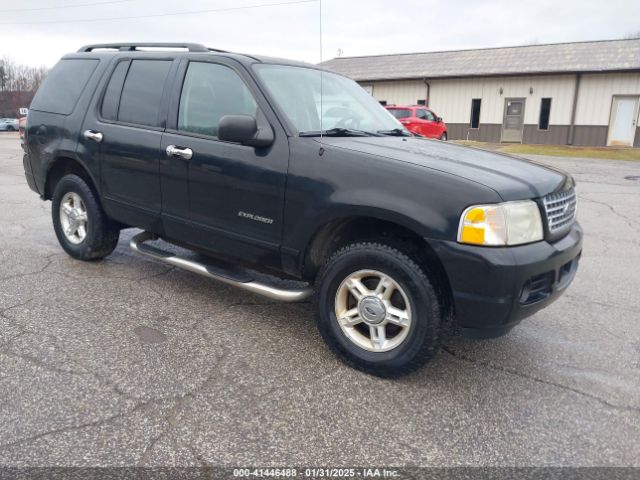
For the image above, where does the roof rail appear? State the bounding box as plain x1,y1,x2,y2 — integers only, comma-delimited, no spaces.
77,43,210,53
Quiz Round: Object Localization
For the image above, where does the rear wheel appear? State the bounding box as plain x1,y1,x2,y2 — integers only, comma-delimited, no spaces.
315,242,443,377
52,174,119,260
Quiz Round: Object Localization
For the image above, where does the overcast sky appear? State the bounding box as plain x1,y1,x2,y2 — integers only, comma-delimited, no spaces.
1,0,639,68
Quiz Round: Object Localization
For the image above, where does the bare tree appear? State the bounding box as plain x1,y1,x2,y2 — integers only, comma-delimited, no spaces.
0,57,48,92
0,57,48,117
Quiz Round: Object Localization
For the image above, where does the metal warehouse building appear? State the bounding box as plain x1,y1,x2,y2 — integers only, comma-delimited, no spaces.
321,39,640,147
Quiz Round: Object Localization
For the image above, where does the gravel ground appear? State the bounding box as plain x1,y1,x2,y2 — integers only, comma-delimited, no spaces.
0,131,639,468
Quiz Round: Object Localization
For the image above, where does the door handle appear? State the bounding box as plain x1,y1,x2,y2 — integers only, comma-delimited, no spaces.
166,145,193,160
83,129,103,143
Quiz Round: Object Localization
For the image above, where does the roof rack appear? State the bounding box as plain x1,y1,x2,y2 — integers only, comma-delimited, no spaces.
78,43,212,53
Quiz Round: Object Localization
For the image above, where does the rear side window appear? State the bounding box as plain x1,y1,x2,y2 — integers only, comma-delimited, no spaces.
388,109,411,119
30,59,98,115
117,60,172,127
101,61,129,121
178,62,257,138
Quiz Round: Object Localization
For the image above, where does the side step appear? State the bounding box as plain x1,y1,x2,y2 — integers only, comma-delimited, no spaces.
129,231,313,302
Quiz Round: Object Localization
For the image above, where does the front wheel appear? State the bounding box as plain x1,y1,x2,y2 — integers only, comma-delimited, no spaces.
440,132,447,141
315,242,443,377
52,174,120,260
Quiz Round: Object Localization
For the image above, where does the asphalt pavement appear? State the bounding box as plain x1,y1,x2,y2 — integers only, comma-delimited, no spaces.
0,131,639,468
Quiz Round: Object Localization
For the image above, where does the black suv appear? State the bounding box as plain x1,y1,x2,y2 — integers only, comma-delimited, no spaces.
23,43,582,376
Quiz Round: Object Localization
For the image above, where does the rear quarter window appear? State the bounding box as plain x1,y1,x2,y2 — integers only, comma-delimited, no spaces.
30,59,99,115
387,109,411,119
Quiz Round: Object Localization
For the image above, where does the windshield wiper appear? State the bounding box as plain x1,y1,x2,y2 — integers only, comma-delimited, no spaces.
377,128,413,137
299,127,381,137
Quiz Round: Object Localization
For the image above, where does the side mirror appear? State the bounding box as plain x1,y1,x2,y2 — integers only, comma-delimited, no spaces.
435,116,443,123
218,114,274,148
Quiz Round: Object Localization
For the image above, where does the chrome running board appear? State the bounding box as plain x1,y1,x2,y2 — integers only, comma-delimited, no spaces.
129,231,313,302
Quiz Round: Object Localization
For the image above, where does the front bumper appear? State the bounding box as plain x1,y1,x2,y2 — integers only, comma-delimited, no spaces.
431,222,582,339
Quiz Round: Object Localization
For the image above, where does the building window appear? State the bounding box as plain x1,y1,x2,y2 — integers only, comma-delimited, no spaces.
470,99,481,129
538,98,551,130
417,99,426,106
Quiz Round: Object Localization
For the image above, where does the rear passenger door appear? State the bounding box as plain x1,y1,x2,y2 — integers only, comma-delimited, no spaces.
81,57,176,232
160,57,289,267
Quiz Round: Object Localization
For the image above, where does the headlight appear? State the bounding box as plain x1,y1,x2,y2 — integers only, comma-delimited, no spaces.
458,200,543,246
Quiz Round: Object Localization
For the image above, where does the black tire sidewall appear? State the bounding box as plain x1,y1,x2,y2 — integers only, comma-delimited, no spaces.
316,244,440,374
51,174,115,260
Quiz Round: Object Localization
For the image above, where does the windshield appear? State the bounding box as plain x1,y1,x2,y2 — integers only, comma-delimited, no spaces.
254,64,407,135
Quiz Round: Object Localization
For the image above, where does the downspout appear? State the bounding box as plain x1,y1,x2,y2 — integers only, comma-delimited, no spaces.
423,77,430,106
568,73,582,145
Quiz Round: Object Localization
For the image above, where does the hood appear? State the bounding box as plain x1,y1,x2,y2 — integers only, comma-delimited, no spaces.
320,136,569,200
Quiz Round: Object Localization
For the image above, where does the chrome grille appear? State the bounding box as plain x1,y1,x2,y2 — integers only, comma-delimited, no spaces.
543,188,577,233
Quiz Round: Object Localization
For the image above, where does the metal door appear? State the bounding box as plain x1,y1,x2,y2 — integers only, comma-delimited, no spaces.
501,98,526,143
607,96,639,146
160,56,289,268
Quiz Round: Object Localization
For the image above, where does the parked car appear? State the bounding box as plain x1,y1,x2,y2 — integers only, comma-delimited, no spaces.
19,117,27,144
23,43,581,377
0,118,19,131
386,105,448,140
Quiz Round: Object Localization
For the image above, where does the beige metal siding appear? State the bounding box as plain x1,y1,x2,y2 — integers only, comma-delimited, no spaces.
428,78,484,123
363,75,577,125
430,75,577,125
575,73,640,125
361,72,640,146
367,80,426,105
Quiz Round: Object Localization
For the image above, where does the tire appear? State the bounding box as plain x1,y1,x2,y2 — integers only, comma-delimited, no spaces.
440,132,447,141
6,126,15,132
52,174,120,260
315,242,442,377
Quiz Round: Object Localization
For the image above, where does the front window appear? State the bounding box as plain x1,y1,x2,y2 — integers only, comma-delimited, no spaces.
417,109,436,121
178,62,258,137
254,64,407,135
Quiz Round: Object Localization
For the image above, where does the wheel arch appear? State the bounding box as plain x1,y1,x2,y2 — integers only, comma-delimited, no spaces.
301,214,455,320
44,156,100,201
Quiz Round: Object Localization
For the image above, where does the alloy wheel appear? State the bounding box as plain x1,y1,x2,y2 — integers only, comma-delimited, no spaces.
334,269,412,352
59,192,88,244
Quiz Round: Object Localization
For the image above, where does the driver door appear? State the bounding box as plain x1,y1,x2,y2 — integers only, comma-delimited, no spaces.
160,57,289,267
415,108,437,137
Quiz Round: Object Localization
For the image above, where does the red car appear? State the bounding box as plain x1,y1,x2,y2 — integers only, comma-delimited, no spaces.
386,105,448,140
18,108,28,146
19,117,27,142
